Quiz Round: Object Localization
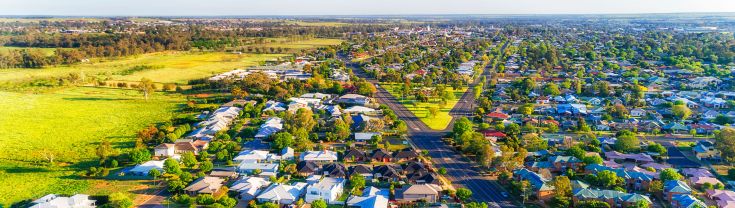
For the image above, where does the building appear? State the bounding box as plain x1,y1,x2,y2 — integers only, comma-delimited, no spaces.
572,188,651,207
514,168,555,201
154,143,175,157
128,160,165,176
397,184,443,203
347,186,389,208
300,150,338,163
184,177,226,196
305,177,346,203
664,180,692,201
30,194,96,208
257,182,308,205
236,162,279,175
255,117,283,139
337,94,371,106
230,177,271,201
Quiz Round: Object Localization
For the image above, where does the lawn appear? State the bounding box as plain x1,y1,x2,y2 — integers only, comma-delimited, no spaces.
0,46,64,56
0,87,184,206
0,51,286,86
380,83,467,130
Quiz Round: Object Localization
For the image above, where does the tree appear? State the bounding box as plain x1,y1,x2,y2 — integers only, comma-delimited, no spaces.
672,104,692,120
648,180,663,194
96,139,115,162
597,170,623,189
660,168,683,181
583,155,603,165
522,133,547,151
311,199,327,208
163,158,181,175
453,117,474,140
714,114,733,125
106,192,133,208
332,119,351,141
261,202,278,208
614,131,639,153
716,128,735,163
465,202,488,208
456,188,473,202
552,176,572,197
200,160,214,173
350,174,366,193
272,132,294,150
181,152,197,168
518,103,534,116
647,143,668,156
428,106,439,118
543,83,561,96
438,167,447,175
577,200,611,208
148,168,161,182
138,78,155,101
129,148,151,164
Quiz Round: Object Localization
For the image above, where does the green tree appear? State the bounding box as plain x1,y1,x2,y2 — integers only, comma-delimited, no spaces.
518,103,534,116
106,192,133,208
163,158,181,175
672,104,692,120
332,119,351,141
465,202,488,208
552,176,572,197
716,128,735,163
138,78,155,101
350,174,366,190
311,199,327,208
272,132,294,150
543,83,561,96
660,168,683,181
647,180,663,194
456,188,473,202
428,106,439,118
597,170,623,189
181,152,197,168
148,168,161,181
438,167,447,175
129,148,151,164
200,160,214,173
614,131,639,153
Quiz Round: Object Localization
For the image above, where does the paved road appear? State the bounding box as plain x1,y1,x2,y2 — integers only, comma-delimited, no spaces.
344,41,514,206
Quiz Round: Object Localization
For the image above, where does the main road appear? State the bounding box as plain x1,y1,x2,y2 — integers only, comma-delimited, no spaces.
342,41,513,206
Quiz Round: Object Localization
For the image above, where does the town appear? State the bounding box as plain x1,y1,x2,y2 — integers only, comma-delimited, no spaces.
1,11,735,208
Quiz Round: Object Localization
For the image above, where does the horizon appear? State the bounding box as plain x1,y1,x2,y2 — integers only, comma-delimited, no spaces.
4,0,735,16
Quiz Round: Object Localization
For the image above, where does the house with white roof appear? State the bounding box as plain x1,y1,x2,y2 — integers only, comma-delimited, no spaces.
300,150,338,163
230,177,271,201
305,177,346,203
355,132,381,142
187,106,242,140
236,161,279,175
347,186,389,208
263,101,287,112
255,117,283,139
128,160,165,176
233,150,270,164
343,106,377,115
257,182,308,205
184,176,226,196
30,194,96,208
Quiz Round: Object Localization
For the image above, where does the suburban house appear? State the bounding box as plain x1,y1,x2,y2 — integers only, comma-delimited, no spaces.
128,160,165,176
30,194,96,208
689,177,723,189
236,162,279,175
348,164,373,179
664,180,693,201
705,189,735,208
297,161,319,176
354,132,380,142
230,177,272,201
257,182,308,205
514,168,555,201
572,188,651,207
153,143,175,157
187,106,242,140
671,194,707,208
371,149,393,162
347,186,389,208
184,177,226,196
692,141,720,160
397,184,443,203
305,177,346,203
548,155,583,172
337,94,371,106
255,117,284,139
393,148,419,162
344,149,368,162
300,150,338,163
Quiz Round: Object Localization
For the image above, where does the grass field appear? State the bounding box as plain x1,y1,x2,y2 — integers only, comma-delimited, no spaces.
380,83,467,130
0,87,184,206
0,51,286,85
0,46,63,56
250,38,343,49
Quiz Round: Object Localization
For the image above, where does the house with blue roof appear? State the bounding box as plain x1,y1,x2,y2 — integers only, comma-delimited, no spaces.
664,180,692,202
572,188,651,208
671,194,706,208
514,168,555,201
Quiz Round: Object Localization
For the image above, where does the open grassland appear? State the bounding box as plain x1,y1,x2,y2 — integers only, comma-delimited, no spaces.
380,83,467,130
0,46,62,56
0,51,286,86
0,87,183,206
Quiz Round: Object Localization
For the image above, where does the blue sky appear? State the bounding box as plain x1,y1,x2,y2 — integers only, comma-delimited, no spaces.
2,0,735,16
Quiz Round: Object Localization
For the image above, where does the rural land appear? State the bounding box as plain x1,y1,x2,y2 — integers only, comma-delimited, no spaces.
0,13,735,208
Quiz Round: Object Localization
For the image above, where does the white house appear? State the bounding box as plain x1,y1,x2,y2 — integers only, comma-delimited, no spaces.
300,150,338,163
255,117,283,139
233,150,270,164
263,101,287,112
355,132,380,142
236,162,279,175
129,160,165,176
631,108,646,117
347,186,389,208
305,177,346,203
187,106,242,140
31,194,96,208
154,143,175,157
257,182,308,205
230,177,271,201
343,106,377,115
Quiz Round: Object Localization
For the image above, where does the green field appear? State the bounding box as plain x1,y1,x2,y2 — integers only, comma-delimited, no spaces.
0,51,286,86
0,46,62,56
380,83,467,130
0,87,184,206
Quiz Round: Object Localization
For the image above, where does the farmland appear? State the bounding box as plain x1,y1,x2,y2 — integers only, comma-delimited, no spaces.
0,87,184,206
380,83,467,130
0,51,286,87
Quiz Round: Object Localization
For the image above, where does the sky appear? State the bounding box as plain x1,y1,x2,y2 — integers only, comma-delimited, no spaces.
2,0,735,16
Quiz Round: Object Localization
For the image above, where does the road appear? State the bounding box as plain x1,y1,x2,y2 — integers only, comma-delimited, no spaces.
343,41,514,206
